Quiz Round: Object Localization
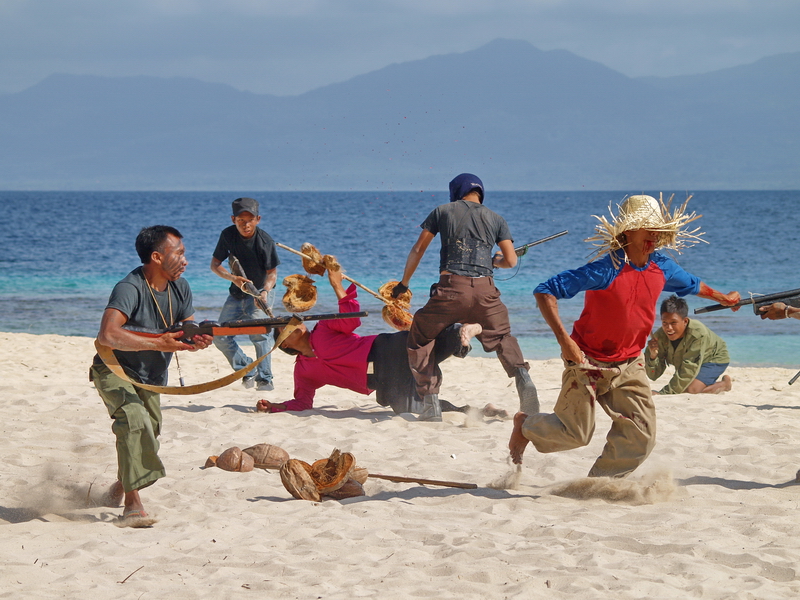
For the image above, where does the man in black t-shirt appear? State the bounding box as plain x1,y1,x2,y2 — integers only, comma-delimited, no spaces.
393,173,538,421
211,197,280,391
90,225,213,525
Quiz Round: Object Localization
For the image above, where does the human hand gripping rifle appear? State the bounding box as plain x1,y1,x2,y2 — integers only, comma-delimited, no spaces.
696,288,800,385
514,230,569,257
230,254,273,317
694,288,800,316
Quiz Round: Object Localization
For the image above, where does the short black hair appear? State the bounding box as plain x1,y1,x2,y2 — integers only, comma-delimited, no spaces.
273,327,300,356
135,225,183,264
660,294,688,318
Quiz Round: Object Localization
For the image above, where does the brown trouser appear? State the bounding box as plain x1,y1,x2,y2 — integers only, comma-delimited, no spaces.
407,274,528,396
521,355,655,478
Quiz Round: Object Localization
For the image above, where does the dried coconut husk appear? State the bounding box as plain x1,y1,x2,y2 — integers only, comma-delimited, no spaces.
379,281,412,307
282,274,317,312
216,447,255,472
324,478,365,500
280,459,321,502
204,455,218,468
243,443,289,469
300,243,326,275
322,254,340,273
382,304,413,331
350,466,369,485
309,449,356,495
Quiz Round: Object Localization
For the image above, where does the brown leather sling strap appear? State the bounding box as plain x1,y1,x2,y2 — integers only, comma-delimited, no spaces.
94,316,302,395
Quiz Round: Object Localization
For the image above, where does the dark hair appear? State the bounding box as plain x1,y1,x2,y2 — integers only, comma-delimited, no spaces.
273,327,300,355
660,294,688,318
135,225,183,264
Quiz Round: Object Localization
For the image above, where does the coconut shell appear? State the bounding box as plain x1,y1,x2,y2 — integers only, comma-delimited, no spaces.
243,443,290,469
324,478,365,500
280,459,321,502
282,274,317,312
382,304,413,331
204,455,218,468
378,281,412,307
322,254,341,273
300,243,326,276
350,466,369,485
309,449,356,495
216,447,255,472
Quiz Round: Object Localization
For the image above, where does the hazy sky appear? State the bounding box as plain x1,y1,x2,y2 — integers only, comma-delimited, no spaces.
1,0,798,96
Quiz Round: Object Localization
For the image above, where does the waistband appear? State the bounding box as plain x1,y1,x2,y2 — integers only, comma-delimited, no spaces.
438,273,494,287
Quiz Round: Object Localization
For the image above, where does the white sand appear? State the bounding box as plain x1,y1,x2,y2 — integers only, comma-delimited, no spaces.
2,331,800,598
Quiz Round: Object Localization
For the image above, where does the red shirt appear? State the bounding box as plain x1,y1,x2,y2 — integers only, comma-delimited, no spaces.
268,284,377,412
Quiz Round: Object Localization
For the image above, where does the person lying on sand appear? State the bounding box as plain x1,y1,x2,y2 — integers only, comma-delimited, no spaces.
510,194,739,477
257,267,505,419
645,294,732,394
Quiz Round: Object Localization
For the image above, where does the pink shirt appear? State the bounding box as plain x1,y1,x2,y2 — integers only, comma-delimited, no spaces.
268,284,377,412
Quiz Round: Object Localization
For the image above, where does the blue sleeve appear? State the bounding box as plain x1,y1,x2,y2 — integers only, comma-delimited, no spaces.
652,253,701,296
534,254,619,299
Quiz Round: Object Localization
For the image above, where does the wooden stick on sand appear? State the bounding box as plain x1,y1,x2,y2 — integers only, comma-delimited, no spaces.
275,242,390,305
368,473,478,490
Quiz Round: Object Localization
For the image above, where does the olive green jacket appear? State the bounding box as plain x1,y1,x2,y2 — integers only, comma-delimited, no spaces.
645,319,729,394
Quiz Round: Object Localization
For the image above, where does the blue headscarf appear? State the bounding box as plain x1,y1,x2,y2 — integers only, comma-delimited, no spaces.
448,173,484,203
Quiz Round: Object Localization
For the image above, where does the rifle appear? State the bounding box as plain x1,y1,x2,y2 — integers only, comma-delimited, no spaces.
514,230,569,256
230,254,274,317
124,311,368,343
694,288,800,315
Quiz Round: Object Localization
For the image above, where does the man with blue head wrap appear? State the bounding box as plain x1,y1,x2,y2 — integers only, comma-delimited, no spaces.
392,173,538,421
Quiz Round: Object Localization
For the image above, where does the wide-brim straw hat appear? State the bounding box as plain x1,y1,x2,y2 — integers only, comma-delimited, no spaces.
586,193,705,267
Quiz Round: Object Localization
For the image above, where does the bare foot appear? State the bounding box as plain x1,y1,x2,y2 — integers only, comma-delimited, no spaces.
256,399,272,413
508,412,530,464
460,323,482,347
482,403,509,419
721,375,732,391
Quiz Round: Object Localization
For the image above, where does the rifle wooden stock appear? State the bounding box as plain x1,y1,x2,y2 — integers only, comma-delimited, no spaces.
124,311,368,342
694,288,800,315
514,230,569,256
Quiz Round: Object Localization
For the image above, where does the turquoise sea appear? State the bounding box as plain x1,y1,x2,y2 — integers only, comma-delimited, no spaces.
1,190,798,367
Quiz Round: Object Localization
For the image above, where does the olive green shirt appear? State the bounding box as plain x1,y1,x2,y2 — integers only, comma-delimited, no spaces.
645,319,729,394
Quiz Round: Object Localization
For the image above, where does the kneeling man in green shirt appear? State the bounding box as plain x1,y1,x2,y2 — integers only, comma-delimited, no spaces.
646,295,732,394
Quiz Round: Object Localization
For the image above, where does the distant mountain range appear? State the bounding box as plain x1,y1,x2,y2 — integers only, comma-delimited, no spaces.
1,39,797,190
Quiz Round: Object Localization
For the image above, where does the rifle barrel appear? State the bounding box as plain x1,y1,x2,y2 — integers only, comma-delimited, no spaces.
694,288,800,314
514,230,568,255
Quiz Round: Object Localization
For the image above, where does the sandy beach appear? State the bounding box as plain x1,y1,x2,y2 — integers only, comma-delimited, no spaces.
2,330,800,599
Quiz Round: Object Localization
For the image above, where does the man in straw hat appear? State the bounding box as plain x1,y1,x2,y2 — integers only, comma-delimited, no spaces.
509,194,740,477
256,267,494,416
90,226,213,525
391,173,538,422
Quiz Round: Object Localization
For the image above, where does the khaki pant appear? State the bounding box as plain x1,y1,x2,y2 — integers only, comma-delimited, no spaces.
91,364,166,493
521,356,655,478
407,274,528,396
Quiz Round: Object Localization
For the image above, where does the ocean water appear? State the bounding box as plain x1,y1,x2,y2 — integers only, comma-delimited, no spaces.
1,190,798,367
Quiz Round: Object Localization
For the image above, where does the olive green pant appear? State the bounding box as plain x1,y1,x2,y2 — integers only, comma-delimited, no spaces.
521,356,656,478
91,364,166,493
